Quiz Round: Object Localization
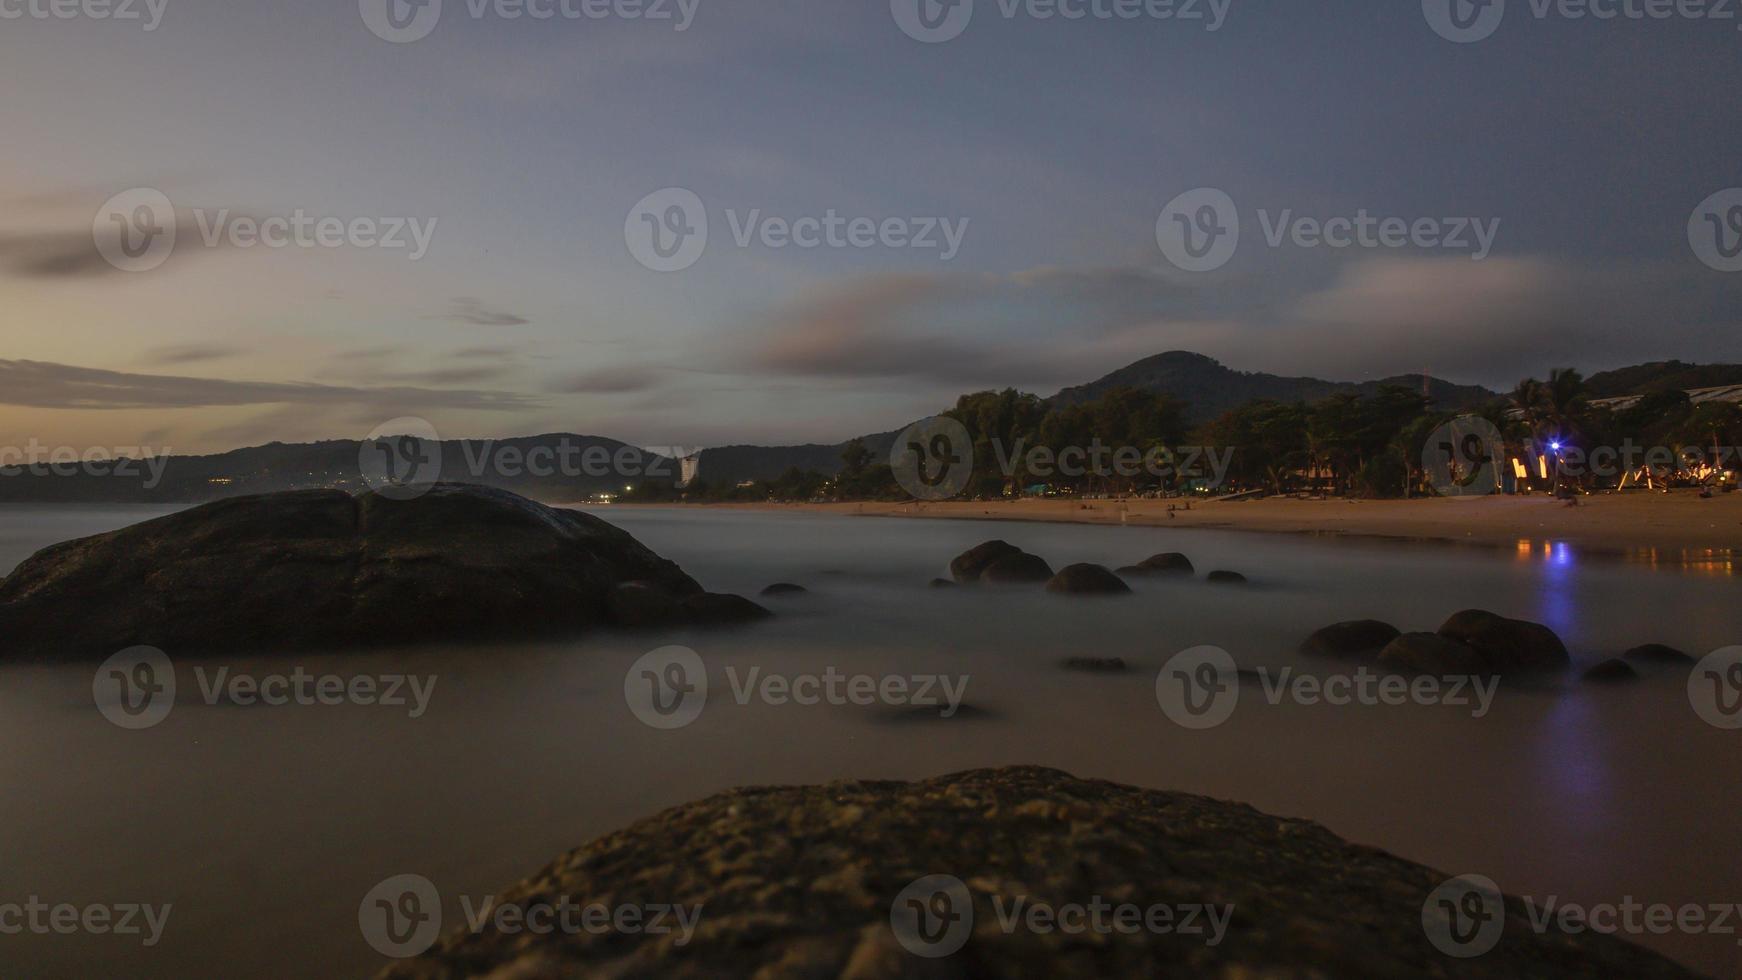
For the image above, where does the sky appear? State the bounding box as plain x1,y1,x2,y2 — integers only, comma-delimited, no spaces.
2,0,1741,455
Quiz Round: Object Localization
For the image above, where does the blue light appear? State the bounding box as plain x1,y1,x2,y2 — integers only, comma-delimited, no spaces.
1550,441,1562,451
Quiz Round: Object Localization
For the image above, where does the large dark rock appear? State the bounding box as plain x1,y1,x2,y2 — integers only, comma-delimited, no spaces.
1117,552,1195,577
0,484,763,661
1624,644,1694,665
375,767,1700,980
949,540,1022,583
1300,620,1401,660
1044,564,1131,596
1377,632,1487,675
678,592,774,625
1437,609,1570,673
980,552,1055,584
606,581,686,628
607,581,772,630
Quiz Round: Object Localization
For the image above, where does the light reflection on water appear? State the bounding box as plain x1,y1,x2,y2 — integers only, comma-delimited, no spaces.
0,505,1739,979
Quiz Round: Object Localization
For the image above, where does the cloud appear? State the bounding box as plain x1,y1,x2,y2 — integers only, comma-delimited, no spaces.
735,258,1742,394
380,366,516,385
0,202,245,279
141,344,251,366
0,231,116,279
0,360,540,411
548,367,664,394
737,270,1202,389
425,297,530,327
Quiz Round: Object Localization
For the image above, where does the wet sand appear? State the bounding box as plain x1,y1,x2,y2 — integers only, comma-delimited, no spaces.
634,492,1742,559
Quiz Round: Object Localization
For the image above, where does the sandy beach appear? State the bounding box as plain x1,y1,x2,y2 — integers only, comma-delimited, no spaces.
640,492,1742,562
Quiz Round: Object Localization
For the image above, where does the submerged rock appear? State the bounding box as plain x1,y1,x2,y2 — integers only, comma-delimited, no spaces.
1117,552,1195,577
760,582,809,596
949,540,1023,583
1624,644,1694,665
1300,620,1401,660
928,578,958,589
1437,609,1570,673
1044,564,1131,595
980,552,1055,584
0,483,764,661
1063,656,1128,672
1377,632,1487,675
375,766,1700,980
1584,659,1640,683
1205,570,1248,585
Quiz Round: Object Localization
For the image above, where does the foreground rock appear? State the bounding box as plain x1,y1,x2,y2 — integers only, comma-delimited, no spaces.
1045,564,1131,595
0,484,766,661
376,767,1699,980
1299,620,1401,660
1117,552,1195,577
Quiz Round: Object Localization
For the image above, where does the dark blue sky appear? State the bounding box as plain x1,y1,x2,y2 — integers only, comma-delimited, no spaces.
2,0,1739,450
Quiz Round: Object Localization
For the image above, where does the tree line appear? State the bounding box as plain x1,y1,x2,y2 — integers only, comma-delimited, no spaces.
625,370,1742,503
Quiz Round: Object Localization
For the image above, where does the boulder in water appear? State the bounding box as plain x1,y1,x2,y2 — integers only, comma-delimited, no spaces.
1623,644,1693,665
1044,564,1131,595
1377,632,1487,675
1117,552,1195,577
948,540,1022,583
0,483,762,661
980,552,1055,584
1437,609,1570,673
1583,659,1639,683
1300,620,1402,660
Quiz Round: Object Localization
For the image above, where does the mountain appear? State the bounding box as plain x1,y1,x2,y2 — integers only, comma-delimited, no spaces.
1584,360,1742,399
692,431,899,489
1051,351,1497,422
0,434,682,504
9,353,1720,504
